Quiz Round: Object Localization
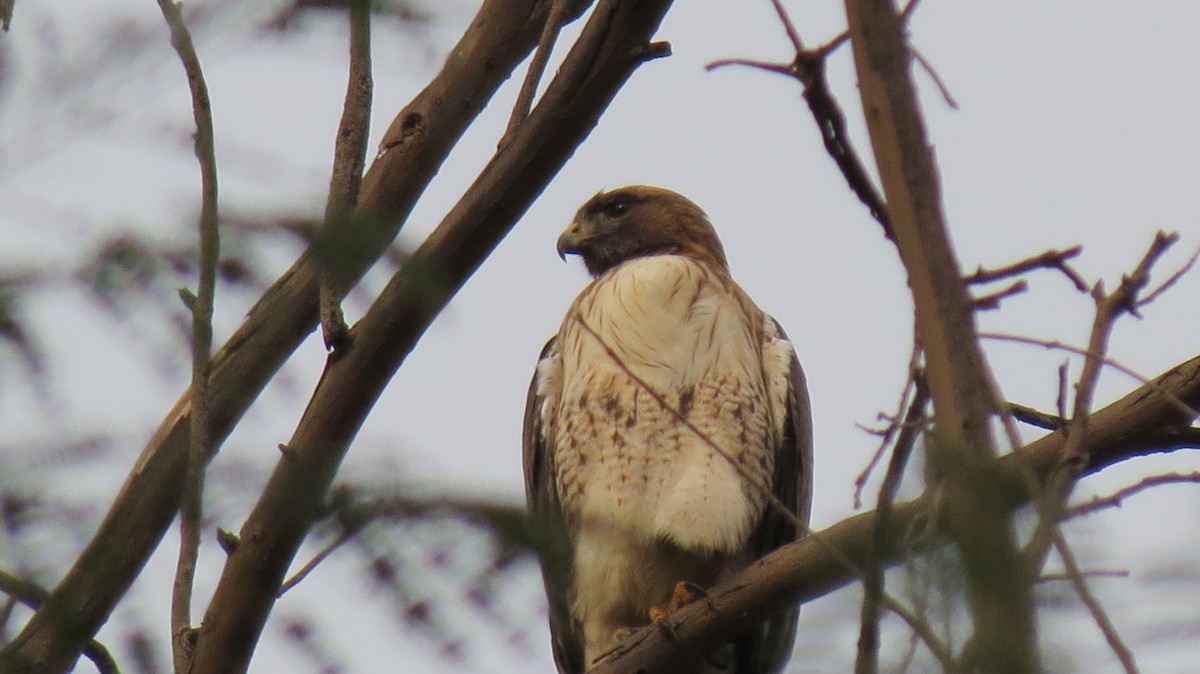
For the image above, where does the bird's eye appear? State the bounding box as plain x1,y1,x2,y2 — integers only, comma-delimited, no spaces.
602,201,629,218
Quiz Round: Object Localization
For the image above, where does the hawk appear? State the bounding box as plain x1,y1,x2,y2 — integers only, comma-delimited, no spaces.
523,186,812,673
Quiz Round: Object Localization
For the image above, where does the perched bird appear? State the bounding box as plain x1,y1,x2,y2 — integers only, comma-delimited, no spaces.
523,186,813,673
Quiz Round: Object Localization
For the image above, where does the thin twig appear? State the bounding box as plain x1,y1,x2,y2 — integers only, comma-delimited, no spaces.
1006,402,1063,430
156,0,218,670
883,594,958,672
1063,472,1200,521
278,530,356,596
1137,243,1198,308
502,0,570,145
0,570,121,674
909,46,958,109
963,245,1086,291
1056,361,1070,422
970,280,1026,311
854,336,922,508
706,0,893,239
980,333,1200,419
1049,531,1139,673
769,0,804,52
856,374,928,674
319,0,373,349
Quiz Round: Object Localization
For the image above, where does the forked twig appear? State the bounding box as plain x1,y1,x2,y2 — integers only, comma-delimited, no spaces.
963,245,1086,291
706,0,893,238
854,335,923,507
319,0,373,349
857,374,929,674
1063,472,1200,521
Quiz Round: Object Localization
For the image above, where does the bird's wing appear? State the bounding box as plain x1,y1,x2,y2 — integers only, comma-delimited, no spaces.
735,317,813,673
522,337,586,674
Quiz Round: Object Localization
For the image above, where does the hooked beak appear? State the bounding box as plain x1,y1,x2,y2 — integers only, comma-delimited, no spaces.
556,221,586,261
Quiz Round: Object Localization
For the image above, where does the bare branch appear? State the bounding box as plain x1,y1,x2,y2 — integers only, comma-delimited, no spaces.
909,46,958,109
970,280,1026,311
318,0,374,349
963,245,1086,291
153,0,220,669
882,594,957,672
857,374,928,674
1063,472,1200,521
502,0,572,145
854,335,923,508
706,3,893,238
277,530,355,597
980,333,1200,420
770,0,805,53
1137,242,1198,308
1007,402,1063,430
1049,531,1139,673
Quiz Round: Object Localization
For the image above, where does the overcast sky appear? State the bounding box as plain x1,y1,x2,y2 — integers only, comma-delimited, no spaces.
2,1,1199,672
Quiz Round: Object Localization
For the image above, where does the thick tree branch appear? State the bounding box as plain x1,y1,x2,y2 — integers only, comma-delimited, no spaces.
0,2,590,672
186,3,674,671
592,354,1200,674
843,0,1034,669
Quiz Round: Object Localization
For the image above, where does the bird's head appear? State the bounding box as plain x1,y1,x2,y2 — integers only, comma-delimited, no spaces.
556,185,729,277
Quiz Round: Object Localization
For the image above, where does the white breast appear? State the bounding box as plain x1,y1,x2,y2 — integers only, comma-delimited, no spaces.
552,256,775,553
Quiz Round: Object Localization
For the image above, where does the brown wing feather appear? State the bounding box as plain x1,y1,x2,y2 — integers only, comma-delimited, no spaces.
735,318,813,673
522,337,586,673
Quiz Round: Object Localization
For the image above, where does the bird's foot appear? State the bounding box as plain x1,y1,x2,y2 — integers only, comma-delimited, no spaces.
648,580,708,622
